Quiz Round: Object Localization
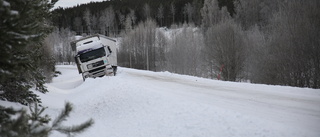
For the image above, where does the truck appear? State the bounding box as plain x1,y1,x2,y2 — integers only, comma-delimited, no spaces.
70,34,117,81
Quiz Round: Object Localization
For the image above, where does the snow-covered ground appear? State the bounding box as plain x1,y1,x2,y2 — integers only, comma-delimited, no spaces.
2,65,320,137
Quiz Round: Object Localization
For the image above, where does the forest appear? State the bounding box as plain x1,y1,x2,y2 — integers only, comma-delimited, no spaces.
49,0,320,89
52,0,237,34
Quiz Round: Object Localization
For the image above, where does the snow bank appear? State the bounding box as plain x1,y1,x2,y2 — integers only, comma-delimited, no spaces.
2,65,319,137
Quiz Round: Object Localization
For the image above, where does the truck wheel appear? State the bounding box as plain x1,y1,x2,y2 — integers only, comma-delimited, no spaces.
82,74,86,81
112,66,117,76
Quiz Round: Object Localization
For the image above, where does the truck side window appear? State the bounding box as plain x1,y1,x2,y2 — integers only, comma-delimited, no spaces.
84,41,93,44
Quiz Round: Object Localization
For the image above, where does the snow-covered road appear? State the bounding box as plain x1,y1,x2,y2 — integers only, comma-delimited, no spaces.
40,65,320,137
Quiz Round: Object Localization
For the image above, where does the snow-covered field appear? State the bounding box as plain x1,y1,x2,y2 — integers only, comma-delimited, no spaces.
2,65,320,137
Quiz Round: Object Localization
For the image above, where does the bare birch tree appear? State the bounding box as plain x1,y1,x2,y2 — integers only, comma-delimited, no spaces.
156,29,167,71
119,19,158,70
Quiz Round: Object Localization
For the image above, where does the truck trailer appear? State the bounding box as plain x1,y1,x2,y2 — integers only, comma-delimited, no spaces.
70,34,117,80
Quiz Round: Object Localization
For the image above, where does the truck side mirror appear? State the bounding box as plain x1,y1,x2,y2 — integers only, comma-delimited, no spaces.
74,55,82,74
107,46,112,53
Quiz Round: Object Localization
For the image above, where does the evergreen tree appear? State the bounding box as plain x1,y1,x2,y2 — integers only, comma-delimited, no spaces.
0,0,57,104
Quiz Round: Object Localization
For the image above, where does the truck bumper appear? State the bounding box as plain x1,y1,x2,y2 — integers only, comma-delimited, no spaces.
83,64,113,79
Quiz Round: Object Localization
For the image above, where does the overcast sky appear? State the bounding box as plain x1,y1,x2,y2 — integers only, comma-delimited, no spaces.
54,0,105,8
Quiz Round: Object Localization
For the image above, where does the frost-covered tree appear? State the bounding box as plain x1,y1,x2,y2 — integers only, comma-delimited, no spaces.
117,11,126,31
119,19,159,71
83,8,91,34
129,9,136,28
192,0,204,26
143,3,151,20
200,0,222,29
201,0,242,80
45,27,75,64
73,17,83,34
183,3,194,24
143,19,157,70
124,9,136,33
124,16,133,32
99,6,115,36
157,4,164,26
170,2,176,24
234,0,261,30
156,30,167,71
60,28,75,63
243,25,267,82
204,19,247,81
0,0,57,104
42,33,57,83
91,15,98,34
255,0,320,88
167,24,204,76
234,0,279,30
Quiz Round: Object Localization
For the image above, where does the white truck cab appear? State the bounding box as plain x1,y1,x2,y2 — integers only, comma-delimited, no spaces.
71,34,117,80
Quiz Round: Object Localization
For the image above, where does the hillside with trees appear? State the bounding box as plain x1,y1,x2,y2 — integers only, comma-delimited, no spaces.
52,0,207,35
50,0,320,89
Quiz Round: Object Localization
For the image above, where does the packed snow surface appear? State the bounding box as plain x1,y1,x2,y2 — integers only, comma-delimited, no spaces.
4,65,320,137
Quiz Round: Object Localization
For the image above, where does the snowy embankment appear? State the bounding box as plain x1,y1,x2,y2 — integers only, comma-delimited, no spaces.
3,65,320,137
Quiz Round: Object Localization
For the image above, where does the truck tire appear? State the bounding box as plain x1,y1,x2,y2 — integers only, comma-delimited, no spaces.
112,66,117,76
82,73,86,81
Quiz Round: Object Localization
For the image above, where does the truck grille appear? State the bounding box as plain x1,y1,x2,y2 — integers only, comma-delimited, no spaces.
92,60,104,67
89,66,106,74
89,66,106,77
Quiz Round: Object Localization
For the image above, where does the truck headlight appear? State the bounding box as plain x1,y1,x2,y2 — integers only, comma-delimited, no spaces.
87,64,93,69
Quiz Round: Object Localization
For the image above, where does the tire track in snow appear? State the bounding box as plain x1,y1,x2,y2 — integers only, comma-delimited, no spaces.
124,69,320,133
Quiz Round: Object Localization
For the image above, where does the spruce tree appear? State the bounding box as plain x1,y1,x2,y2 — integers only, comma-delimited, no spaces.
0,0,57,104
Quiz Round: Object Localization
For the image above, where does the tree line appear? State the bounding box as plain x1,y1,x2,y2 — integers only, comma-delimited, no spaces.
52,0,233,35
117,0,320,88
49,0,319,89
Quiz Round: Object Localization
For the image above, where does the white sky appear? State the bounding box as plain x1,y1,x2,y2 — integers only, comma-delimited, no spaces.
54,0,105,8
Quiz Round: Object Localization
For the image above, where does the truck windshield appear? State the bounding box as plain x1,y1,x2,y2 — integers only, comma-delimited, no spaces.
79,47,106,62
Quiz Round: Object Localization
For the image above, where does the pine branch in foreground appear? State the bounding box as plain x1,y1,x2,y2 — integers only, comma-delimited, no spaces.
0,102,94,137
51,102,94,136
